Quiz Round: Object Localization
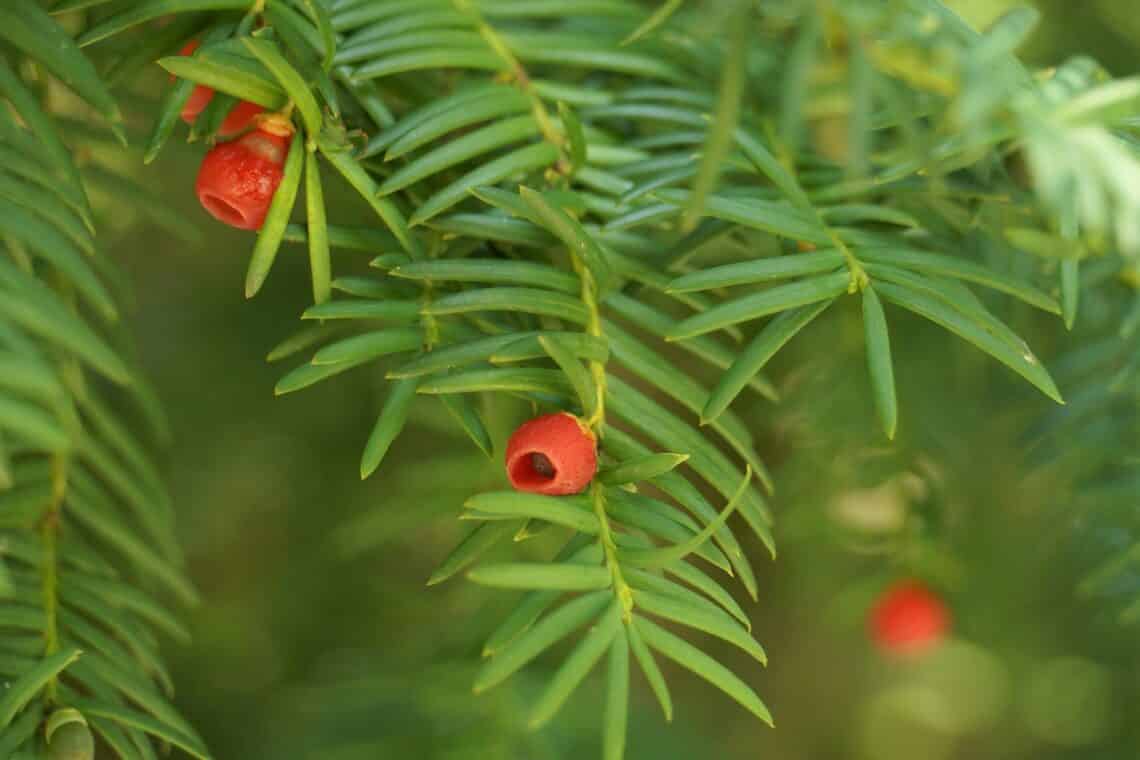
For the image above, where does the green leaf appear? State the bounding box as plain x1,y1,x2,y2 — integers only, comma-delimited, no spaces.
626,620,672,721
310,328,423,366
439,394,495,458
857,247,1060,314
482,538,603,654
362,82,513,156
668,271,850,340
656,188,828,245
0,145,86,221
627,563,752,631
0,647,81,728
66,484,196,606
603,427,756,599
605,383,775,559
779,9,820,153
0,265,129,384
0,699,41,756
0,62,92,223
245,132,305,298
603,631,630,760
862,286,898,440
622,0,684,45
874,280,1063,403
85,718,146,760
0,433,10,491
473,590,611,693
391,259,579,293
668,250,846,292
0,207,113,322
519,186,614,288
732,128,813,211
283,223,400,252
820,205,919,228
633,589,765,663
380,115,539,194
1060,258,1079,329
294,0,336,70
529,602,622,728
0,391,68,451
266,325,342,362
385,90,531,160
332,277,407,299
427,521,518,587
636,615,772,724
67,701,210,760
4,0,122,130
599,453,689,486
302,300,420,321
66,571,190,642
603,293,778,401
410,143,560,226
388,332,539,378
620,466,751,569
469,563,611,591
558,101,588,173
609,494,733,575
464,492,599,534
351,49,505,82
360,377,419,478
602,322,770,492
157,55,287,110
683,3,747,231
1056,77,1140,126
77,0,248,46
703,299,833,423
302,149,332,304
0,173,94,257
242,37,323,138
540,335,598,420
417,367,569,396
425,287,589,323
490,332,609,365
317,135,421,256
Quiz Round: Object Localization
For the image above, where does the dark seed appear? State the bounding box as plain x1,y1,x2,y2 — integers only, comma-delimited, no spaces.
530,452,556,479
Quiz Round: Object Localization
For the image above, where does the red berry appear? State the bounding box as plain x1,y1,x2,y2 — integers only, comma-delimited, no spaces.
176,41,212,124
869,580,950,657
505,412,597,495
195,128,290,230
175,41,263,135
217,100,265,138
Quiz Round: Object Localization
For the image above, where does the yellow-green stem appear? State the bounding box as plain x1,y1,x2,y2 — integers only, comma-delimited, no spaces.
591,483,633,620
825,228,869,293
452,0,566,163
39,454,68,702
422,236,443,350
578,266,607,431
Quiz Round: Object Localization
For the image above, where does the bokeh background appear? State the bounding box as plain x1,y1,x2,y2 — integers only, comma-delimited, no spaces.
103,2,1139,758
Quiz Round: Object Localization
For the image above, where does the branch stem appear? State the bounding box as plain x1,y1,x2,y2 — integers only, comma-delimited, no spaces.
39,454,68,703
452,0,566,163
591,483,633,621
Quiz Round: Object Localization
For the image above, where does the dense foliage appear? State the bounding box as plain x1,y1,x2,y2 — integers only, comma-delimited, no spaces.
0,0,1137,758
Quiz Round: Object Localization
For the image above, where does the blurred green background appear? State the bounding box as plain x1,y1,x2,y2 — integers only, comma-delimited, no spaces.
109,2,1139,758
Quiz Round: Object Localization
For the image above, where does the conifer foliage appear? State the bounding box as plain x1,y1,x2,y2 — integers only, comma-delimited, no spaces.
1,0,1139,757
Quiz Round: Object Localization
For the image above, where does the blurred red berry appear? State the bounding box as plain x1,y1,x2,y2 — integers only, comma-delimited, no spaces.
505,412,597,495
869,580,950,657
175,41,263,136
217,100,265,138
195,128,290,230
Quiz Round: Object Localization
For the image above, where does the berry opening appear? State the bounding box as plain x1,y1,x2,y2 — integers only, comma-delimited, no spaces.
199,192,248,228
509,451,559,488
